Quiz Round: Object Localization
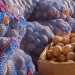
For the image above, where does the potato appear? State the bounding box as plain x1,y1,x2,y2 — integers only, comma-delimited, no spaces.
27,35,35,42
40,35,48,45
32,32,40,38
26,43,36,53
49,47,54,50
46,50,54,59
5,29,18,39
61,37,70,45
56,43,64,47
67,60,74,63
71,43,75,52
35,11,42,19
48,25,54,31
62,45,73,55
50,20,56,27
54,28,62,36
59,54,67,62
3,14,9,26
71,37,75,43
40,2,48,10
64,10,69,15
70,33,75,39
50,58,58,62
52,35,61,45
67,52,75,61
52,45,62,57
34,39,41,46
47,7,57,16
60,32,67,37
0,24,6,37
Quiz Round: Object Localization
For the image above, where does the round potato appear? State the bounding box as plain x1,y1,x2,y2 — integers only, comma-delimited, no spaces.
52,45,62,57
56,43,64,47
59,54,67,62
71,37,75,43
61,37,70,45
52,35,61,45
71,43,75,52
34,39,41,46
70,33,75,39
50,58,58,62
54,28,62,36
46,50,54,59
3,14,9,26
49,47,54,50
67,52,75,61
62,45,73,55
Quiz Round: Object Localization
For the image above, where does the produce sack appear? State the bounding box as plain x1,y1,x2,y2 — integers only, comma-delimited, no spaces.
2,0,39,19
20,21,54,70
37,19,72,36
28,0,74,21
0,1,26,41
0,37,35,75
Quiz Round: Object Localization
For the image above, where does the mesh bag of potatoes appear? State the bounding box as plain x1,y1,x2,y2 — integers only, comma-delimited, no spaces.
2,0,39,19
27,0,74,21
46,33,75,62
20,21,54,69
0,37,35,75
37,19,72,36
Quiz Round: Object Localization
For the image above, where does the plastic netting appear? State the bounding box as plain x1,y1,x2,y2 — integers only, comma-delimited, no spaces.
0,37,35,75
37,19,72,36
20,21,54,70
0,1,26,41
2,0,39,19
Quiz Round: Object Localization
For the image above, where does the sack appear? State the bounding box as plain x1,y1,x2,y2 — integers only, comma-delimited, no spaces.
37,19,72,36
20,21,54,69
0,37,35,75
2,0,39,19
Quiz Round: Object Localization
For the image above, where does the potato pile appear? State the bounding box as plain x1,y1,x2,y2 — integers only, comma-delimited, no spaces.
28,0,74,21
46,34,75,62
20,21,54,69
5,0,39,19
37,19,71,36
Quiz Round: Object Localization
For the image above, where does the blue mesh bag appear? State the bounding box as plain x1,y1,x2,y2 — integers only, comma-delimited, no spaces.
0,37,35,75
37,19,72,36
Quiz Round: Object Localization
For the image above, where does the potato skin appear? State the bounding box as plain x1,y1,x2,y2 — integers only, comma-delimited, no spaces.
52,45,62,57
71,37,75,43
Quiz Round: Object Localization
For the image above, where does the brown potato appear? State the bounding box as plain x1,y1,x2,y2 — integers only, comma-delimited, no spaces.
61,37,70,45
50,58,58,62
5,29,18,39
34,39,41,46
48,25,54,32
67,52,75,61
52,35,61,45
3,14,9,26
52,45,62,57
71,43,75,52
54,28,62,36
56,43,64,47
46,50,54,59
59,54,67,62
49,47,54,50
70,33,75,39
62,45,73,55
47,7,57,16
71,37,75,43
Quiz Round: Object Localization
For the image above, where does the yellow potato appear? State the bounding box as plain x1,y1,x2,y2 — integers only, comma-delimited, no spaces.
59,54,67,62
56,43,64,47
71,37,75,43
67,52,75,61
52,45,62,57
46,50,54,59
50,58,58,62
52,35,61,45
3,14,9,26
62,45,73,55
71,43,75,52
70,33,75,39
61,37,70,45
